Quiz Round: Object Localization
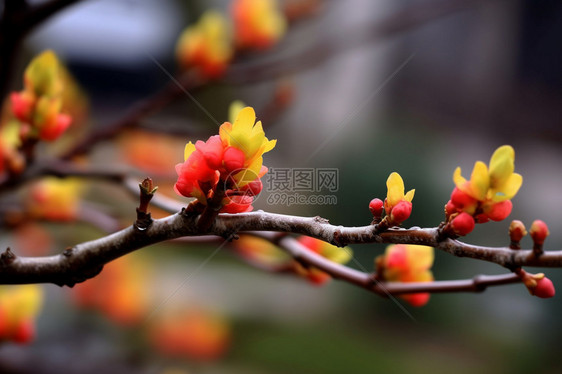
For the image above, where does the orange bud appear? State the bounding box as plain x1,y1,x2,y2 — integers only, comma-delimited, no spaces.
509,220,527,243
530,220,549,246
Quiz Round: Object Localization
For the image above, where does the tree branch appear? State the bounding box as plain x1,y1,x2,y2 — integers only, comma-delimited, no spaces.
0,209,556,292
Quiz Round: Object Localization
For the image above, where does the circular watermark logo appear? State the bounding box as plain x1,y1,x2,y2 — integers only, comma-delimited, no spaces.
223,168,263,204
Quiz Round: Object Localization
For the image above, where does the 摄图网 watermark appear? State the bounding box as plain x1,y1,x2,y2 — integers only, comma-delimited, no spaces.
264,168,339,206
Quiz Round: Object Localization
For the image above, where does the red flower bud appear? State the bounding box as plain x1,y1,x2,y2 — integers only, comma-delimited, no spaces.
450,212,475,236
531,276,555,298
530,220,549,246
241,178,263,197
195,135,224,170
450,187,477,213
444,200,458,218
220,195,253,213
483,200,512,222
223,146,246,173
509,220,527,243
402,293,430,307
369,198,383,218
10,92,35,122
390,200,412,224
39,113,72,141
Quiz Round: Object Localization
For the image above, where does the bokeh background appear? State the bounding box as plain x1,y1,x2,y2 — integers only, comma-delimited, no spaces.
1,0,562,373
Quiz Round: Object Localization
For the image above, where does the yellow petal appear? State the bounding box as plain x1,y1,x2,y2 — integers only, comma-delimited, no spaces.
233,157,263,187
219,122,233,145
233,107,255,134
386,172,404,207
469,161,489,201
321,244,353,264
228,100,246,124
184,141,196,161
404,189,415,202
453,167,467,189
489,145,515,188
10,285,43,318
263,138,277,153
24,50,61,96
406,245,434,272
413,270,434,282
491,172,523,202
228,107,258,157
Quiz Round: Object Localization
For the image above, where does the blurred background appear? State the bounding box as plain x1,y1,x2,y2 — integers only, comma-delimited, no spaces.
1,0,562,373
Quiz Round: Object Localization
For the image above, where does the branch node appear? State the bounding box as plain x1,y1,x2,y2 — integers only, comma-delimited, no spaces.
373,219,390,234
134,210,153,231
436,222,455,242
1,247,16,265
332,229,347,247
509,242,521,250
472,275,487,293
63,247,74,257
222,231,239,241
313,216,329,224
532,244,544,258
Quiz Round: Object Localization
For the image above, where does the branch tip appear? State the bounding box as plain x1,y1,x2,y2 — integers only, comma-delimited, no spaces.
1,247,16,264
136,177,157,229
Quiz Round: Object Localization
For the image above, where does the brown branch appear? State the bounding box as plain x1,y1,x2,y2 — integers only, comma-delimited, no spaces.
276,235,522,295
0,210,557,290
212,212,562,269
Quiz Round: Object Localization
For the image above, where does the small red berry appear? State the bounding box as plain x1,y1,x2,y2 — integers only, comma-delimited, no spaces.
369,198,383,218
390,200,412,224
450,212,475,236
